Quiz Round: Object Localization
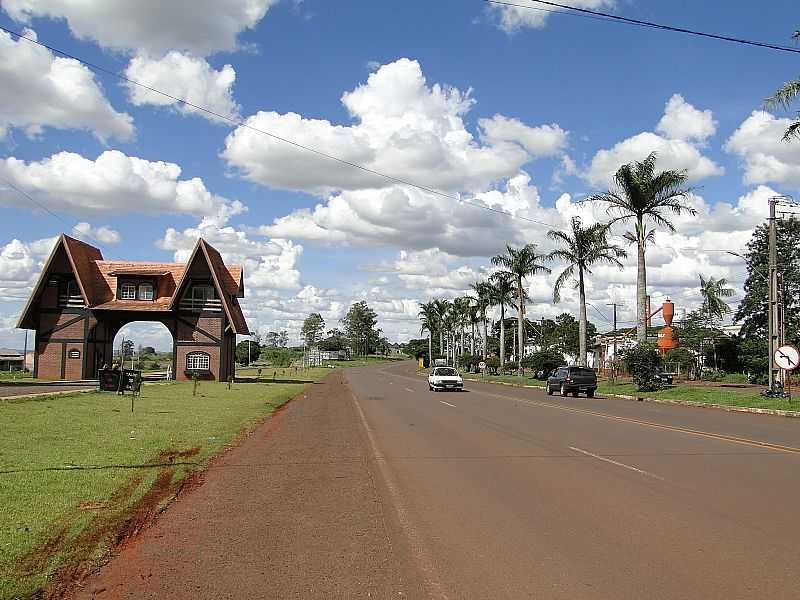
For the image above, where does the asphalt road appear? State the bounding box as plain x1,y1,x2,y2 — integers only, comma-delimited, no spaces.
74,361,800,599
348,361,800,599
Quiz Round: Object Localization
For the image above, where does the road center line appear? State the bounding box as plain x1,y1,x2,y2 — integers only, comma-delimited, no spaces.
569,446,665,481
439,400,457,408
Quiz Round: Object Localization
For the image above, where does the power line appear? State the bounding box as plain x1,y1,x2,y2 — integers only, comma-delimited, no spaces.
487,0,800,55
0,25,560,230
0,176,114,250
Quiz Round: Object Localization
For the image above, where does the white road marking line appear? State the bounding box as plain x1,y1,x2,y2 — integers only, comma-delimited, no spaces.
439,400,457,408
405,387,414,393
569,446,665,481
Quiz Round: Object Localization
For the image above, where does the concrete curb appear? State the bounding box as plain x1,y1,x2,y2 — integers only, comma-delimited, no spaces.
2,388,97,401
457,374,800,419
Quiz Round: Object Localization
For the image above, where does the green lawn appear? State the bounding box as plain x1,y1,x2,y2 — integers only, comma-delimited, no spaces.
460,372,798,412
0,371,32,381
0,375,329,598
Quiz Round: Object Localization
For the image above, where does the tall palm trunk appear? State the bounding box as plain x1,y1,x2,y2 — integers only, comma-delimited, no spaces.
427,332,432,368
439,330,444,359
471,322,475,355
517,276,524,371
578,268,587,367
482,313,488,359
499,303,506,366
636,218,647,343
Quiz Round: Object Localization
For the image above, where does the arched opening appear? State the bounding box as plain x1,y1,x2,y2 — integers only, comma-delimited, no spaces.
110,321,175,378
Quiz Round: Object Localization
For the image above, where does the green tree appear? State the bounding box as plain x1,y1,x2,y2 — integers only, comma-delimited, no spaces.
470,281,493,359
765,30,800,141
665,347,695,377
734,220,800,348
550,313,597,359
699,274,735,370
548,217,626,366
235,340,260,366
431,298,450,358
301,313,326,347
342,301,379,357
621,342,663,392
492,244,551,371
141,346,156,355
590,152,695,342
121,339,135,359
488,271,515,368
521,349,563,378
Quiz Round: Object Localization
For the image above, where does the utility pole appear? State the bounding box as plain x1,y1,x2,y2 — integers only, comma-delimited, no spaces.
768,195,795,395
606,303,618,384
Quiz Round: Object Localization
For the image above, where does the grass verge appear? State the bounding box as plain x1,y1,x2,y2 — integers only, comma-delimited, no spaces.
0,374,328,598
460,372,799,412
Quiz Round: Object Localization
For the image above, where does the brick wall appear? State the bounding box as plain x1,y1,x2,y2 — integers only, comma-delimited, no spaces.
64,343,83,379
176,345,220,381
37,342,63,379
176,315,222,343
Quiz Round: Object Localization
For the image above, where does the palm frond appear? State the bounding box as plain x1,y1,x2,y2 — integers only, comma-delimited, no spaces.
765,79,800,111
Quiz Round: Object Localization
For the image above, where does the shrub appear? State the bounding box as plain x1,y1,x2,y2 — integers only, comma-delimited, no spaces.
261,348,294,367
521,350,563,378
621,342,663,392
501,361,516,374
484,356,500,374
457,353,474,370
700,368,726,382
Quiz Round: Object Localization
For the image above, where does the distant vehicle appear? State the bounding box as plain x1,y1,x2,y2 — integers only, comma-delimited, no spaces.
546,366,597,398
655,371,674,385
428,366,464,392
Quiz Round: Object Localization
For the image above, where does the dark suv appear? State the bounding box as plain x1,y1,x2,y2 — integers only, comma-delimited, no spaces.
547,366,597,397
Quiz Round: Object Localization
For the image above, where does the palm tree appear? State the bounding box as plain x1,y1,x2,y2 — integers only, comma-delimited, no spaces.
764,30,800,141
489,271,515,368
548,217,627,366
432,298,450,359
470,281,493,359
491,244,551,371
418,301,436,367
699,275,735,370
453,296,472,361
589,152,695,342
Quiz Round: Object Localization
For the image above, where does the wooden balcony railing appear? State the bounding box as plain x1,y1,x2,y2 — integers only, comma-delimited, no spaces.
58,294,85,308
178,298,223,312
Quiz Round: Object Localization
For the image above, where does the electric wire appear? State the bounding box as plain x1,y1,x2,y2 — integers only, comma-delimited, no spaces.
0,25,560,230
486,0,800,54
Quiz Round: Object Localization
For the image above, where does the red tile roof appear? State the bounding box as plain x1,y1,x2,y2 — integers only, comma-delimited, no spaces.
18,236,248,332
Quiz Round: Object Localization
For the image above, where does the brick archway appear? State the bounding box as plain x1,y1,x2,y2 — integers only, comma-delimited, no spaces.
17,235,249,381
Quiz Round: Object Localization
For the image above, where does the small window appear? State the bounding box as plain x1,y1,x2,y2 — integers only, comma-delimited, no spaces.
120,282,137,300
66,279,80,297
138,283,154,301
191,285,215,302
186,352,210,371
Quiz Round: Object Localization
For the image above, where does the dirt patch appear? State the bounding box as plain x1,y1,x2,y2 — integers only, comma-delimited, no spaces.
18,389,308,599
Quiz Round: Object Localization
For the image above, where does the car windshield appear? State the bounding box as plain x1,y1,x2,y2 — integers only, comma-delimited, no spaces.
435,368,458,376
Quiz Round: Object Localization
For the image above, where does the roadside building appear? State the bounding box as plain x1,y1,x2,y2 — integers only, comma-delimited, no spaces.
0,348,25,371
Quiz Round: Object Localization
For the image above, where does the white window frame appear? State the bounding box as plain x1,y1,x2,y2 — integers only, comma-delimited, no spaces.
191,284,215,302
120,282,137,300
186,352,210,371
138,282,154,301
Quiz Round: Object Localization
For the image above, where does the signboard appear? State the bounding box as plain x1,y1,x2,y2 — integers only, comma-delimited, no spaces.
774,345,800,371
68,349,81,359
478,361,487,371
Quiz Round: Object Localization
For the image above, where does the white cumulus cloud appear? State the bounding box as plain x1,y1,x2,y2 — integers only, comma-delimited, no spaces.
72,223,121,245
124,52,240,123
222,58,564,195
3,0,278,56
725,110,800,188
656,94,717,143
0,150,245,222
490,0,615,32
0,28,134,141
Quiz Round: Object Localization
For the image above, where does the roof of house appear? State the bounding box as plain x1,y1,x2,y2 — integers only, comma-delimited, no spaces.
0,348,24,359
17,235,248,334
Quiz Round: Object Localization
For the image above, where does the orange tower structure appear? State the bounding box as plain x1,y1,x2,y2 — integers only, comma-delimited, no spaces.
656,299,679,355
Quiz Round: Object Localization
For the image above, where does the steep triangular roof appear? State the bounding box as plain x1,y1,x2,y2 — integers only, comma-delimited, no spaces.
169,239,249,335
17,235,103,329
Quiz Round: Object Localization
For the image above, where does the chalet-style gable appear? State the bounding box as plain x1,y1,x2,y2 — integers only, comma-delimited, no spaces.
169,239,249,335
18,234,248,381
17,234,101,329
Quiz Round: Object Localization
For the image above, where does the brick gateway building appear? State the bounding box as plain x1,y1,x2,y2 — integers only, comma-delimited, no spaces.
17,235,249,381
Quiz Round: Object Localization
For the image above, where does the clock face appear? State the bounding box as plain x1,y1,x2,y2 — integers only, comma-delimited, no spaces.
774,345,800,371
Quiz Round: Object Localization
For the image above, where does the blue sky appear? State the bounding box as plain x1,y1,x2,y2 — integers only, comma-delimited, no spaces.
0,0,798,350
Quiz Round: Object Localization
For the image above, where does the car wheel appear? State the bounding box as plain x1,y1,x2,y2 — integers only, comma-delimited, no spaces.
546,386,553,395
560,384,566,396
571,391,579,398
586,390,595,398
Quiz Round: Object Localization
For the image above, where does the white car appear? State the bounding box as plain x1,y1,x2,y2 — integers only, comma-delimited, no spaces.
428,366,464,392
